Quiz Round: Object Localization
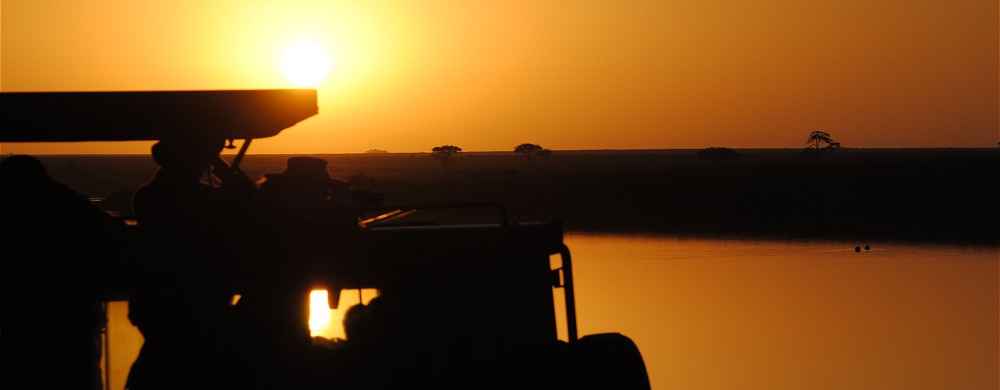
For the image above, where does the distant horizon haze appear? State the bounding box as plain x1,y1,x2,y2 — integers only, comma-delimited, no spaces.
1,0,997,154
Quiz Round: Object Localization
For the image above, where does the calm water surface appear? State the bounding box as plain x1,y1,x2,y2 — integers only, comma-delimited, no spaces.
563,234,998,390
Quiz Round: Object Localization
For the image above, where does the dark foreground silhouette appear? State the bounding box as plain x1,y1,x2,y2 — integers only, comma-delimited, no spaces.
125,138,258,389
0,90,650,389
1,155,123,389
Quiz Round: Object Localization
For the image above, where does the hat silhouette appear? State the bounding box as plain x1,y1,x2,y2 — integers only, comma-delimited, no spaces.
151,138,223,169
279,157,335,182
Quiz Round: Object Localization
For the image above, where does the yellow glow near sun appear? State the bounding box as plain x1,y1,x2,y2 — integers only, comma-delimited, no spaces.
281,40,332,87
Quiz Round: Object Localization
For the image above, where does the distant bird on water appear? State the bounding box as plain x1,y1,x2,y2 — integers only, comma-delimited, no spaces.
864,244,870,251
855,246,861,253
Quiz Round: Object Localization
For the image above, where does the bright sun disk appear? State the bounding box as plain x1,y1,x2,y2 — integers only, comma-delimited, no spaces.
281,41,332,87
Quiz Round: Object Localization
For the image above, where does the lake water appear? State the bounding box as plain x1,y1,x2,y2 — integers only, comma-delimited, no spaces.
562,234,998,389
103,235,998,389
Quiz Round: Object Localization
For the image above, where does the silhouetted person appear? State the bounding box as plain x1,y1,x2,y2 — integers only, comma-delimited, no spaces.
126,139,256,389
258,157,381,219
317,298,396,389
259,156,354,210
343,302,371,345
1,155,122,390
234,157,357,388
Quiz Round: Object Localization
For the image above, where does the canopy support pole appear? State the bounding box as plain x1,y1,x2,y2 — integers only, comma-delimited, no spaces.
232,138,253,170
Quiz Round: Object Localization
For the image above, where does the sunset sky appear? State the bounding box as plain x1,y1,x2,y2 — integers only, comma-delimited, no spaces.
2,0,997,154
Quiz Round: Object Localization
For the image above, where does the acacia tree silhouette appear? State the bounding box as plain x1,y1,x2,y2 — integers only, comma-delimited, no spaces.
514,143,552,165
431,145,462,169
803,131,841,161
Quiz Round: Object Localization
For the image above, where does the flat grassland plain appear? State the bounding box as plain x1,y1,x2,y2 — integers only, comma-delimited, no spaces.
23,148,1000,246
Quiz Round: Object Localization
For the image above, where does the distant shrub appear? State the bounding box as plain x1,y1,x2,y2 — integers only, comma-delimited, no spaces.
697,147,741,163
514,143,553,165
431,145,462,168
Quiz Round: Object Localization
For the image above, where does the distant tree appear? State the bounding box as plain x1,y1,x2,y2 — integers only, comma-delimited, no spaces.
803,131,841,161
431,145,462,168
696,147,741,163
514,143,553,165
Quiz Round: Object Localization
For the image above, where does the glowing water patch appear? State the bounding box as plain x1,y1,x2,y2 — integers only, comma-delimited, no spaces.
308,288,379,340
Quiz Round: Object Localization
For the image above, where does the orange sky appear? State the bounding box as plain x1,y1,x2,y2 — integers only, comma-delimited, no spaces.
2,0,998,154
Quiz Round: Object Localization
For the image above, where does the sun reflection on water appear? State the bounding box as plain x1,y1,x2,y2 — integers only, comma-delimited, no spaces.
308,288,378,340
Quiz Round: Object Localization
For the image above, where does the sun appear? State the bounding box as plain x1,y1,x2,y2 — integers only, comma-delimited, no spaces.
281,40,332,87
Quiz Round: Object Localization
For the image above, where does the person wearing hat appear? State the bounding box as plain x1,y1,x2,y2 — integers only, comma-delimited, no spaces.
127,138,257,389
234,156,360,387
259,156,354,211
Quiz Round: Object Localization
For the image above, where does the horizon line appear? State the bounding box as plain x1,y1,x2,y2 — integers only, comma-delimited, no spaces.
4,146,997,156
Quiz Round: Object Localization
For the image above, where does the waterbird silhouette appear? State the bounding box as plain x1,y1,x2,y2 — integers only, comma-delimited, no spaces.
864,244,870,251
855,246,861,253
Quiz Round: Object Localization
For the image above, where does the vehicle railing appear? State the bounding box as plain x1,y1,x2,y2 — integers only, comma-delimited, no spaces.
100,202,512,229
355,202,510,227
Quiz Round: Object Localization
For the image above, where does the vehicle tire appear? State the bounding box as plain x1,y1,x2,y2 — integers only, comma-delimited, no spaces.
570,333,650,389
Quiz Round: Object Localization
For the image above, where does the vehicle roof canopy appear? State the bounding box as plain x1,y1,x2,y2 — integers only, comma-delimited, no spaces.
0,89,317,142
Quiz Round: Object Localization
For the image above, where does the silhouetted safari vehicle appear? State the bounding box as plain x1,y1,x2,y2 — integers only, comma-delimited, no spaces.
1,90,649,388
